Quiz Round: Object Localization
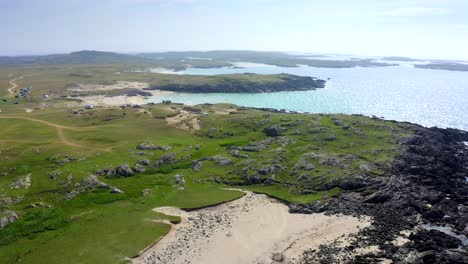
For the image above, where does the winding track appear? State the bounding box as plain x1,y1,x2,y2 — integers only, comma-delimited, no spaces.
7,75,25,95
0,115,117,152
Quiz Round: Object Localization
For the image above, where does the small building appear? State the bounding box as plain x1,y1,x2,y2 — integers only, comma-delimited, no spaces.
84,105,94,110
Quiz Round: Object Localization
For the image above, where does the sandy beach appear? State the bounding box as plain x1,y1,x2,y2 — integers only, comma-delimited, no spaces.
77,90,173,107
133,191,370,264
68,81,150,92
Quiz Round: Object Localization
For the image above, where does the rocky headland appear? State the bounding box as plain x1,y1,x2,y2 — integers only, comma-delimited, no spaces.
290,125,468,263
145,74,326,93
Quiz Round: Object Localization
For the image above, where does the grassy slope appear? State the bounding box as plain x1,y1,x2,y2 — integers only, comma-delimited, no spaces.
0,105,245,263
0,100,412,263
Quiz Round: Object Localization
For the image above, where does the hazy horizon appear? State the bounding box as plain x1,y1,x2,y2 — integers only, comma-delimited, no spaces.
1,0,468,60
3,49,468,62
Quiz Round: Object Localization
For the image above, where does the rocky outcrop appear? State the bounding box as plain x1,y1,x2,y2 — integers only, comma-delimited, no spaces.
263,126,282,137
136,159,150,166
174,174,186,190
9,174,31,190
0,197,22,208
290,125,468,263
190,155,233,172
153,153,177,168
0,211,19,229
190,160,202,172
96,164,135,177
136,142,170,151
66,175,125,200
228,149,249,158
146,74,326,93
211,156,233,166
115,164,134,177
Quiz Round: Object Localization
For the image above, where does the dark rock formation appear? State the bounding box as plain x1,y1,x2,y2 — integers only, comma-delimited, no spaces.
290,125,468,263
115,164,134,177
136,159,151,166
65,175,124,200
153,153,177,168
264,126,282,137
136,142,170,151
190,160,202,172
174,174,186,190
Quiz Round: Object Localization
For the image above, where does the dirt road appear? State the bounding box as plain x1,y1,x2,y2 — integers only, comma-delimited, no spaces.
7,75,24,95
0,115,116,151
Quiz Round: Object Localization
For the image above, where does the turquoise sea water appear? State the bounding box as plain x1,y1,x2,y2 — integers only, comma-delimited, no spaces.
149,64,468,130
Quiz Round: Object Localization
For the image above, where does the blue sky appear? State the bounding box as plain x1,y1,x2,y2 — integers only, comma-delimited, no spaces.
1,0,467,59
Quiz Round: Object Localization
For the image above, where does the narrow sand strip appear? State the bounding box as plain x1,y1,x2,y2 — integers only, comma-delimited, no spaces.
134,191,370,264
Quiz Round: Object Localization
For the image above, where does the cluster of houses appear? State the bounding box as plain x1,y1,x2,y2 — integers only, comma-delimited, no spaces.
16,86,32,98
72,105,94,115
70,100,175,116
120,104,142,109
73,103,144,115
6,85,49,106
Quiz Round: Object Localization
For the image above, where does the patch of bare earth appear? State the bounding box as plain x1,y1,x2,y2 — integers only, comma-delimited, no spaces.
165,110,201,130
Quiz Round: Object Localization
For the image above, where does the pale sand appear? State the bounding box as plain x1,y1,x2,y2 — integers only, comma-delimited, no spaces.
68,81,150,92
165,110,201,130
77,90,173,107
231,62,277,68
79,95,146,107
148,68,179,74
134,191,370,264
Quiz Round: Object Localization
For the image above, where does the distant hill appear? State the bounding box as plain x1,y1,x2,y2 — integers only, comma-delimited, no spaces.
0,50,397,69
0,50,154,66
140,50,291,60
